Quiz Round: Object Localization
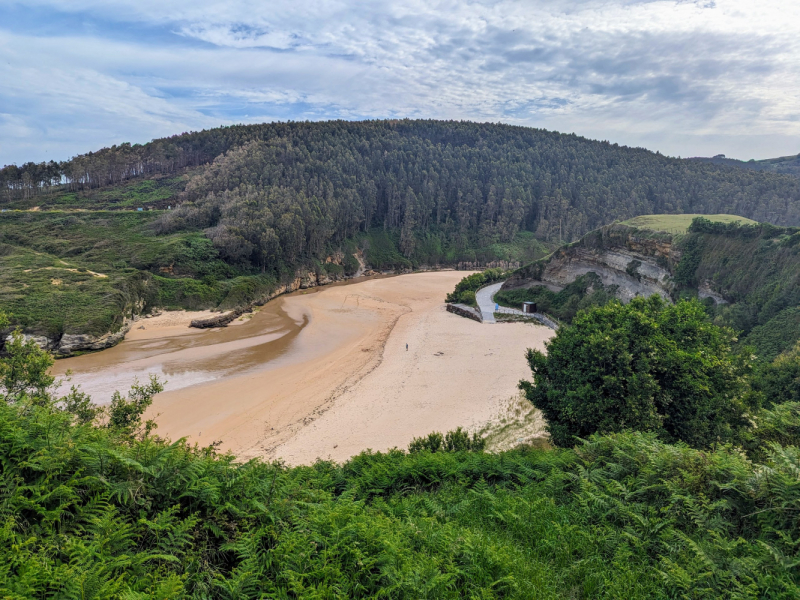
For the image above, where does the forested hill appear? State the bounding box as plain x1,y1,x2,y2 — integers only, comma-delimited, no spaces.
4,121,800,252
4,121,800,342
690,153,800,180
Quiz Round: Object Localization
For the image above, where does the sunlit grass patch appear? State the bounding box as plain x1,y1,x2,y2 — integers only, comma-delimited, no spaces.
621,213,758,234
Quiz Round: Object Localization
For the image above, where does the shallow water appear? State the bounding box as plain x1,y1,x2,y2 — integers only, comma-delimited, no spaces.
51,283,347,402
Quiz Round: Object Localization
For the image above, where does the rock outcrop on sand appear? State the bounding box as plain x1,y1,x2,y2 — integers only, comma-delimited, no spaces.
3,321,134,356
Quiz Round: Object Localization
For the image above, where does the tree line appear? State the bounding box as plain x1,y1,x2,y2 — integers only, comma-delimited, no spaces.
4,120,800,271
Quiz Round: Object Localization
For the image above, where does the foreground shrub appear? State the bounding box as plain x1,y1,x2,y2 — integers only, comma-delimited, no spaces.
2,309,799,598
408,427,486,453
521,296,752,448
445,268,508,303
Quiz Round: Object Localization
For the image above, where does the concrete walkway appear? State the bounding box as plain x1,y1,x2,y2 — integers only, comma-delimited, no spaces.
476,280,560,330
476,281,504,323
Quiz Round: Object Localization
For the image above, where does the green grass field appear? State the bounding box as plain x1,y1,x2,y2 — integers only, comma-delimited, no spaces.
621,213,758,234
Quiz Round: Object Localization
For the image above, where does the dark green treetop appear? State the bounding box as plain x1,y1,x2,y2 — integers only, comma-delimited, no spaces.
521,296,751,448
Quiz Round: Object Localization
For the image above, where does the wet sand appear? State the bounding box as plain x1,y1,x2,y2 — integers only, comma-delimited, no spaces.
55,272,554,464
52,299,308,401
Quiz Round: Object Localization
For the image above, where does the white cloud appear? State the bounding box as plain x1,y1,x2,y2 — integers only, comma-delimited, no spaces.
1,0,798,164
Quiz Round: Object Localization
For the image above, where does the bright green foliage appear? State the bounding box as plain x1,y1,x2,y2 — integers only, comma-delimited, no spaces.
0,330,55,402
454,289,477,306
748,343,800,408
445,268,508,303
107,375,165,436
1,325,800,597
743,308,800,363
408,427,486,453
2,403,800,597
742,402,800,462
521,296,751,448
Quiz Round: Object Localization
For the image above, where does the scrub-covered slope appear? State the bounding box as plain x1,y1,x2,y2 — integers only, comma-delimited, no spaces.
500,216,800,360
2,306,800,599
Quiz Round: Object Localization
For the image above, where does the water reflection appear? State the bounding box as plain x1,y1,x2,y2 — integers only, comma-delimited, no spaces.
53,299,309,403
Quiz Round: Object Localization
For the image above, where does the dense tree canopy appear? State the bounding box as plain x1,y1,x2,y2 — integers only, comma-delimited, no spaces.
4,121,800,274
521,296,751,448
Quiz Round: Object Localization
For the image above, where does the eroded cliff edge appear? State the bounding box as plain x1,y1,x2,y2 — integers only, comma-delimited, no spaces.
500,218,800,360
502,224,680,302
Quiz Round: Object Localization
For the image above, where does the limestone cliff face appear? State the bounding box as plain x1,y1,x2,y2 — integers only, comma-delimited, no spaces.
503,224,679,302
56,321,135,355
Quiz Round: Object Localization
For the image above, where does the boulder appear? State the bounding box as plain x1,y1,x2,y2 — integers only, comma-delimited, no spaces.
57,322,132,355
4,333,57,351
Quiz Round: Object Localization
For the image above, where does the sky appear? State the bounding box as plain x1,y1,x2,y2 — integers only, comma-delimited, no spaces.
1,0,798,166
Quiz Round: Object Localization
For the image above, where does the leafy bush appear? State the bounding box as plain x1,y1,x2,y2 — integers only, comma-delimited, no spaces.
454,289,476,306
741,402,800,461
408,427,486,453
521,296,751,448
3,308,800,598
445,268,508,302
743,307,800,362
747,342,800,408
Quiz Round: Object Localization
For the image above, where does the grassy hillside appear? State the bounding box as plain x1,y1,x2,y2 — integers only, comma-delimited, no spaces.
682,221,800,360
0,211,273,337
621,213,758,234
0,210,549,341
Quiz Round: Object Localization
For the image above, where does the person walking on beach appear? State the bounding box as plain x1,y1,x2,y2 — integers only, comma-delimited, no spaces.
406,343,408,351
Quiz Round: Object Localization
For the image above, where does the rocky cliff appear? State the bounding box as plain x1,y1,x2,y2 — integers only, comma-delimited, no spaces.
500,218,800,360
503,224,679,302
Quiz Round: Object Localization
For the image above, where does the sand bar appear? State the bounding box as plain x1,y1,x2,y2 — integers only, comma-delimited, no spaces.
54,272,554,464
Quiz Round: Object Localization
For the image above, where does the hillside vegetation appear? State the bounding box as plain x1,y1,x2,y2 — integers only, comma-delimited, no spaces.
3,121,800,341
2,300,800,598
494,216,800,361
0,212,269,338
676,219,800,360
690,153,800,180
5,121,800,239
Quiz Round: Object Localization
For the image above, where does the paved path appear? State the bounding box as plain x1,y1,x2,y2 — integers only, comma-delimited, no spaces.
495,305,560,330
476,280,560,329
476,281,504,323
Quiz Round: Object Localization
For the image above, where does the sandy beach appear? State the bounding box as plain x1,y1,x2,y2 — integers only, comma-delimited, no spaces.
55,272,554,464
272,283,553,464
